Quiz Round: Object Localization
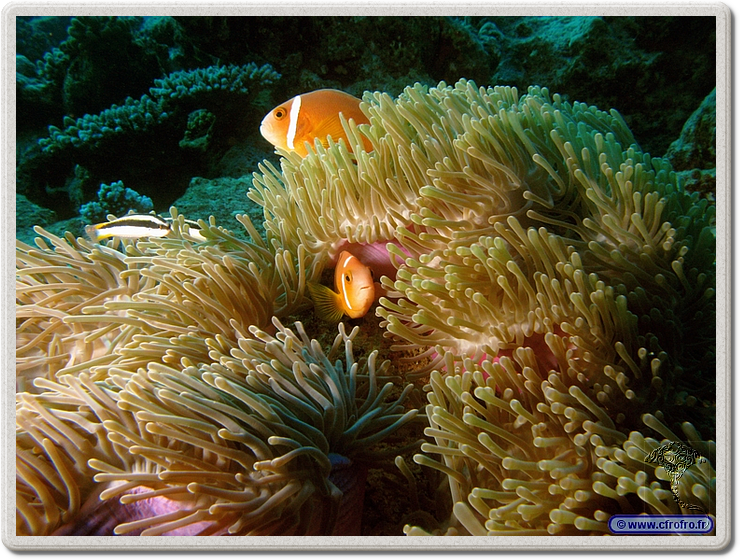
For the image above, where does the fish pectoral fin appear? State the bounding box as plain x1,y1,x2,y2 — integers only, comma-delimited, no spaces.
307,282,346,322
312,114,350,148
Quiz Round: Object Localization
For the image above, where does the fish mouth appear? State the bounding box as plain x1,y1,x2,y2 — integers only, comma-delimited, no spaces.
259,120,275,143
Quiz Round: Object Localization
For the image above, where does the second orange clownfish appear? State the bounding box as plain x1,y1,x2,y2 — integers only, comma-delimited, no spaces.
260,89,372,157
307,251,379,322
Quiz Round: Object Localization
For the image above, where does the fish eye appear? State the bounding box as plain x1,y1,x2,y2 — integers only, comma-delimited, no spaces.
345,274,351,282
274,107,287,119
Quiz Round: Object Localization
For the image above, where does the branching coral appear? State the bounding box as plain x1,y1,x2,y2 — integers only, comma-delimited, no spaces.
79,180,154,223
39,63,280,154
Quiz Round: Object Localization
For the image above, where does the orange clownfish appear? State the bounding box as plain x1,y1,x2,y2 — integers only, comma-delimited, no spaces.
307,251,376,322
260,89,372,157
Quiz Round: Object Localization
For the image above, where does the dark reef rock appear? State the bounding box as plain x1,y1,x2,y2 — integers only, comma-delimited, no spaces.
171,175,264,236
476,16,715,157
16,16,70,61
172,16,494,99
16,194,57,245
665,88,716,200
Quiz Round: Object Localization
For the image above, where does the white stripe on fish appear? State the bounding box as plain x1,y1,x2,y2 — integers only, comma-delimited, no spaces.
85,214,207,243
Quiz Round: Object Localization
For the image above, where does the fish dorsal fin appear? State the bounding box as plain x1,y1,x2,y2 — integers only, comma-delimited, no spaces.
307,282,346,322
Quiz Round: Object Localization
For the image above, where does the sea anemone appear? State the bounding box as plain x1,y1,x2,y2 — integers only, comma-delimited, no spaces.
404,365,714,535
358,81,715,534
16,211,307,391
17,304,417,535
17,78,715,537
16,209,419,535
250,79,715,534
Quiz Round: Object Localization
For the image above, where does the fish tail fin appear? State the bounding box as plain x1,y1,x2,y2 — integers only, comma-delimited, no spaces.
307,282,346,322
85,224,103,242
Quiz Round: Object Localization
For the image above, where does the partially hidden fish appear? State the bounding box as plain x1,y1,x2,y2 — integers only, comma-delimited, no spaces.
85,214,205,242
260,89,372,157
307,251,377,322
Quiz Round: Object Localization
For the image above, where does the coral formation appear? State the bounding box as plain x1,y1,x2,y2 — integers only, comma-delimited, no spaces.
39,63,279,155
179,109,216,152
18,17,162,132
16,59,279,229
79,181,154,224
16,77,716,536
